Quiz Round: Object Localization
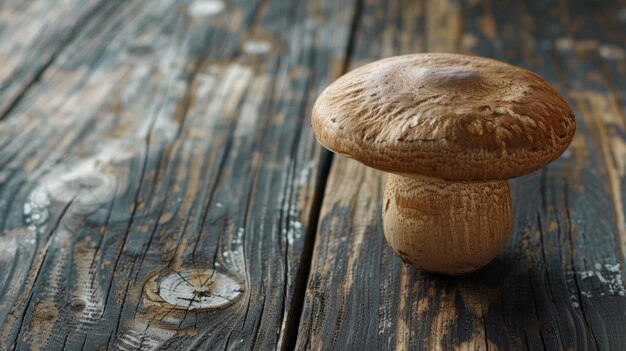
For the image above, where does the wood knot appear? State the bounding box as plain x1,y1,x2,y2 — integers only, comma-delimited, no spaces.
145,269,244,310
52,171,113,203
69,298,86,312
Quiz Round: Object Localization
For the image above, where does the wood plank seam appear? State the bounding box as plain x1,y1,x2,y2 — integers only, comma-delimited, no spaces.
284,0,365,349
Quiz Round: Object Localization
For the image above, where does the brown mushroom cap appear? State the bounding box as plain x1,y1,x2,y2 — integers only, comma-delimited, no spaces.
312,53,576,181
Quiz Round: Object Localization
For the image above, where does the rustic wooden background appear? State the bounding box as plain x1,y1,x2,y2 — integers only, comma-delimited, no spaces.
0,0,625,350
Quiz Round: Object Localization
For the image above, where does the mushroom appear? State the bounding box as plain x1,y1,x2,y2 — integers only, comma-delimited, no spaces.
311,53,575,275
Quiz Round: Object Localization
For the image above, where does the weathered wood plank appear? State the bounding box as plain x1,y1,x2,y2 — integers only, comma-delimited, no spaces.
0,0,358,349
297,0,626,350
0,0,117,119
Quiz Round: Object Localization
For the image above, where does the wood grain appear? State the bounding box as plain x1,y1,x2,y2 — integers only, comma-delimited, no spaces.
0,0,116,119
0,0,357,349
297,0,626,350
2,0,626,349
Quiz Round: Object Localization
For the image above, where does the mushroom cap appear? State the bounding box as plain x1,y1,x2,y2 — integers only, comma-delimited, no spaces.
311,53,576,181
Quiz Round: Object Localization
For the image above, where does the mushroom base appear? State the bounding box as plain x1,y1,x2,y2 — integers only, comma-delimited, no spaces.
382,174,512,275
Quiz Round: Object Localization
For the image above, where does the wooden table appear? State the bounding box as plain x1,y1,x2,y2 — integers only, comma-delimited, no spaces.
0,0,625,349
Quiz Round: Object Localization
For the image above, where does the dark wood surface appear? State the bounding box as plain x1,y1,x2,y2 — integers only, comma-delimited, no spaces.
0,0,625,350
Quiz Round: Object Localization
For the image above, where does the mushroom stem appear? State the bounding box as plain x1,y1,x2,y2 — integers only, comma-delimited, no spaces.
382,174,512,274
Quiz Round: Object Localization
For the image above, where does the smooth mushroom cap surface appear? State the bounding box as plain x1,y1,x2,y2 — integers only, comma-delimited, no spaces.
312,53,576,181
